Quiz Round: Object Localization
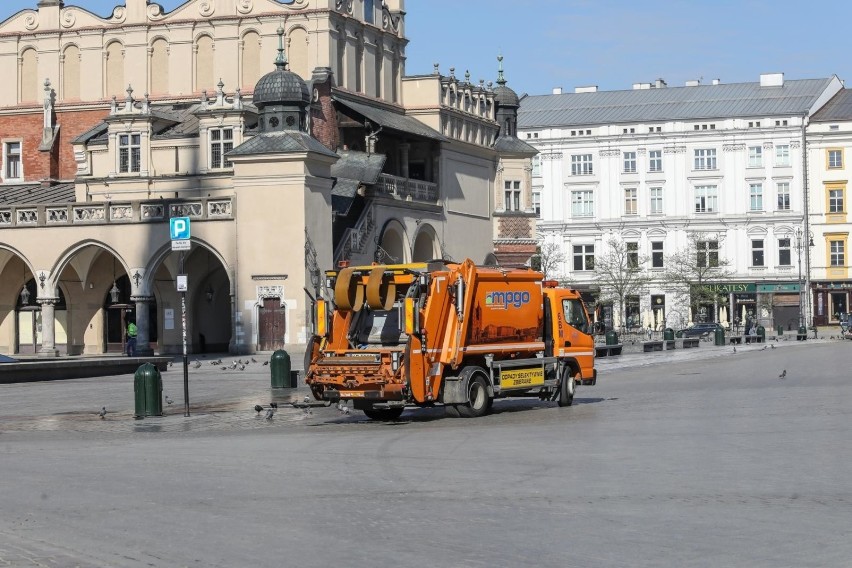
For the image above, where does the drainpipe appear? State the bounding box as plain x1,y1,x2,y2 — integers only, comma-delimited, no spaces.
801,114,812,327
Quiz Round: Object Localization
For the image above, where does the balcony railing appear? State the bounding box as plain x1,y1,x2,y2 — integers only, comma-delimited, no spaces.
374,173,438,203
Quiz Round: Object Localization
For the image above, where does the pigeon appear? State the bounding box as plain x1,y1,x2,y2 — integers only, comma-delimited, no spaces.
778,369,787,379
220,366,227,371
732,346,737,353
303,395,311,404
262,361,269,366
770,344,776,349
265,408,275,420
168,361,173,368
303,407,313,418
341,406,350,415
192,360,201,369
238,364,245,371
270,402,278,409
251,357,258,363
99,406,107,419
762,345,767,350
165,394,174,406
254,404,264,414
229,361,238,370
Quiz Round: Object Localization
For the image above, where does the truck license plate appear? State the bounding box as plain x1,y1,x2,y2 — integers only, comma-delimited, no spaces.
500,367,544,388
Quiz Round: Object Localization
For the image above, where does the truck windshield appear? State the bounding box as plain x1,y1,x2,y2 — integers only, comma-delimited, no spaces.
351,305,407,347
563,299,590,334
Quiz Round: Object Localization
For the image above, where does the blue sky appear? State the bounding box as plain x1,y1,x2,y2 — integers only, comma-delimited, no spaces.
3,0,851,96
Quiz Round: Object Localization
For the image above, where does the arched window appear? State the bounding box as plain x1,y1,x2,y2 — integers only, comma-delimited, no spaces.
62,45,81,100
241,31,261,90
20,48,38,102
150,39,169,95
287,27,309,81
195,35,214,94
105,42,124,98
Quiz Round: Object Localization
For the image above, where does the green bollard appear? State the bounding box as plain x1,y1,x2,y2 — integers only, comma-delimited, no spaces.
134,363,163,417
271,350,292,388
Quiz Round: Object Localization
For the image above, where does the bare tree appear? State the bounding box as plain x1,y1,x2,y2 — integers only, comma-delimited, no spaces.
594,237,652,329
530,241,565,280
663,232,733,323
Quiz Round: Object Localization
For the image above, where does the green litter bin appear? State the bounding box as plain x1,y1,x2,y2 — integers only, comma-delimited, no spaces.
756,325,765,343
776,325,783,337
663,328,675,341
714,326,725,346
605,330,618,346
271,349,292,388
133,363,163,419
798,325,807,341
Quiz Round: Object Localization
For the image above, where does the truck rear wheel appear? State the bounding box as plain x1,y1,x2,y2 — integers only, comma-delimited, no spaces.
557,370,575,407
458,375,491,418
363,407,405,421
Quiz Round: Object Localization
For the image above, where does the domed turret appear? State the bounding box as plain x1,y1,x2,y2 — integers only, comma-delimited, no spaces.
252,27,310,132
493,54,519,108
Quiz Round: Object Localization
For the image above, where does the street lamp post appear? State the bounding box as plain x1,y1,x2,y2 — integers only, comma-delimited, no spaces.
795,227,814,329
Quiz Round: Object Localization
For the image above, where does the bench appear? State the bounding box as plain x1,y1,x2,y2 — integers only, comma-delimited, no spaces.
642,340,663,352
729,336,743,344
744,334,763,344
682,337,700,348
595,344,623,357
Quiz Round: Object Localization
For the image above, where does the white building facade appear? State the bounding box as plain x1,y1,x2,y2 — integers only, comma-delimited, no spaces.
520,73,843,331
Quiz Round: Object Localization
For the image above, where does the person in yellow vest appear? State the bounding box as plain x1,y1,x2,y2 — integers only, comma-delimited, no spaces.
126,320,138,357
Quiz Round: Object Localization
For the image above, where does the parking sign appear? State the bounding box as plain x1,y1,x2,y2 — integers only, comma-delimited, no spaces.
170,217,191,240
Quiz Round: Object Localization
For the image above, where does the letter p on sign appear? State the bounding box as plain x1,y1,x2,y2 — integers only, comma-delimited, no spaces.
170,217,191,240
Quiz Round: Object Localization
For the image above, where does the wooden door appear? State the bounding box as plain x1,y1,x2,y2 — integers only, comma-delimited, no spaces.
258,298,286,351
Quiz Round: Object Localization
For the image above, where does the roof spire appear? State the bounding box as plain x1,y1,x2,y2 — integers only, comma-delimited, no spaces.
275,25,288,71
496,54,506,86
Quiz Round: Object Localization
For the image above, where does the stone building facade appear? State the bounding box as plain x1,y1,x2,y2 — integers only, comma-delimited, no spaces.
0,0,522,356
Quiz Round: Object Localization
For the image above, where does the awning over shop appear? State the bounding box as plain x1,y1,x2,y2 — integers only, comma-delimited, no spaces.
332,94,448,142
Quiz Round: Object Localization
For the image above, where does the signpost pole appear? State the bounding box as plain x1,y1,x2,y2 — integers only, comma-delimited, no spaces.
170,216,192,417
180,250,189,417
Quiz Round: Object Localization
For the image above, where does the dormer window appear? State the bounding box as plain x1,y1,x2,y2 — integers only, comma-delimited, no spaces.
118,134,141,173
210,128,234,169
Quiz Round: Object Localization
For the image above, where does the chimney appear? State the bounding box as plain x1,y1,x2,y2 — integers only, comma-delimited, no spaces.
574,86,598,93
711,78,721,85
654,78,667,88
552,87,563,95
760,73,784,87
685,79,700,87
633,83,652,90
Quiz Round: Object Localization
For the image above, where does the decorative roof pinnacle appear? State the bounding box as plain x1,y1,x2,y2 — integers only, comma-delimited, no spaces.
275,26,288,71
497,54,506,86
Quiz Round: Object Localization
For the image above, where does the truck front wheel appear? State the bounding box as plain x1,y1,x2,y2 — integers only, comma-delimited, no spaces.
458,375,491,418
363,407,405,421
557,370,575,407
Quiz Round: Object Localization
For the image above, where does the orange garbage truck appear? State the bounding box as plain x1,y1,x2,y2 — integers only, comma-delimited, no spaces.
304,259,596,420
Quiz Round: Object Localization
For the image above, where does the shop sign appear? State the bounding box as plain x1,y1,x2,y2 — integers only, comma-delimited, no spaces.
757,283,801,293
702,283,756,293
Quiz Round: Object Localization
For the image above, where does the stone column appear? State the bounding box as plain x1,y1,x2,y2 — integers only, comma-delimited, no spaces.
132,296,155,355
37,298,60,358
399,142,410,179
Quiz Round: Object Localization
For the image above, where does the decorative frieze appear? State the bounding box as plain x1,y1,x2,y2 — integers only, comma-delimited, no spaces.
208,200,233,218
723,143,745,152
110,205,133,220
46,207,68,224
17,209,38,224
169,202,203,218
141,204,164,219
0,210,11,225
540,152,563,160
663,146,687,154
598,149,621,157
73,206,105,222
257,285,284,300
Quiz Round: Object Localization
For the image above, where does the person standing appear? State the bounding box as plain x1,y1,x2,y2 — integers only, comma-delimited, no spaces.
126,320,138,357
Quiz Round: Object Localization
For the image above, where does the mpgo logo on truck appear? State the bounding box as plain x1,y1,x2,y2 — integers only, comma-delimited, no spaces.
485,290,531,310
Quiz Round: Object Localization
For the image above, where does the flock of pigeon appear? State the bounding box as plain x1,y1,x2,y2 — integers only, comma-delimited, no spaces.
166,357,270,371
